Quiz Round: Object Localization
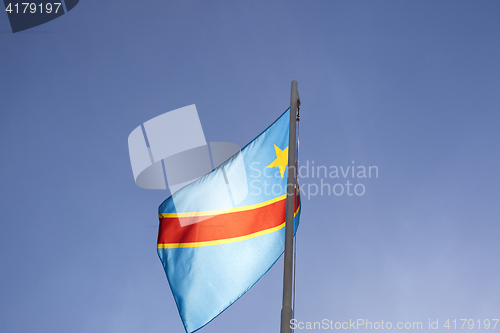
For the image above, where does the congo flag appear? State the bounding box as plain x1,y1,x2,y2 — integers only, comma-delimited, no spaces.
157,108,301,333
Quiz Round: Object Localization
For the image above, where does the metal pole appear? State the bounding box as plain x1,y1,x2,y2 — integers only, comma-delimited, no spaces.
280,80,298,333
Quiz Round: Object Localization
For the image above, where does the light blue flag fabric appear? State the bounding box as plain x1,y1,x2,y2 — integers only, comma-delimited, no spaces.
157,109,301,332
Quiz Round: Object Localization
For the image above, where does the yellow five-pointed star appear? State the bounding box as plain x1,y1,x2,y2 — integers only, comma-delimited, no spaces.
266,144,289,179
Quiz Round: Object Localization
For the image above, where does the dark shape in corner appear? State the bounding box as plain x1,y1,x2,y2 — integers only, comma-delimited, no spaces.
3,0,79,33
65,0,78,12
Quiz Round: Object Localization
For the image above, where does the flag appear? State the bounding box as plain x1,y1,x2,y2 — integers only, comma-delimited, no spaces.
157,108,301,333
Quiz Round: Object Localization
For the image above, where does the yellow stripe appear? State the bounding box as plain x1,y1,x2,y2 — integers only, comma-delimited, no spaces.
157,203,301,249
159,194,287,218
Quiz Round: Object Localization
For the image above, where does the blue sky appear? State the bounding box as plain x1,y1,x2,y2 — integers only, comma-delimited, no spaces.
1,1,500,332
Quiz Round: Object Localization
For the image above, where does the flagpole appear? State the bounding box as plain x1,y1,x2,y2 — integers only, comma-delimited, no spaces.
280,80,299,333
